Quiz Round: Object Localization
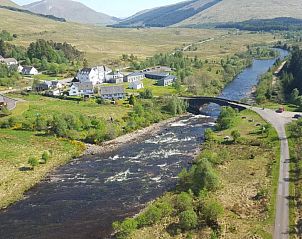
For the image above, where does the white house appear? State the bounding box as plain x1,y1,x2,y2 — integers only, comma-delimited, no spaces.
124,72,145,83
2,58,18,66
69,82,94,96
17,65,23,73
106,71,124,84
76,65,112,85
99,86,125,99
21,66,39,75
129,81,144,90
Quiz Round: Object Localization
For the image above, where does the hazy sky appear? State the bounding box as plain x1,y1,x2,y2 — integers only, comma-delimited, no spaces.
14,0,183,18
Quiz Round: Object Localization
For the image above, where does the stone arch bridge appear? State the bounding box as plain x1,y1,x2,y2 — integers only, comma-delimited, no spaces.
180,96,250,114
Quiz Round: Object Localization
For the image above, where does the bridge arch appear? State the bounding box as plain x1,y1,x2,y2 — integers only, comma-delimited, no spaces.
180,96,249,114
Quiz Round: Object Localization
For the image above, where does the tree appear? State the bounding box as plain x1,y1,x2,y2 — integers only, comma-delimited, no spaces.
28,157,39,169
179,210,198,231
139,89,153,99
290,88,300,104
128,95,136,106
50,115,68,137
231,130,241,143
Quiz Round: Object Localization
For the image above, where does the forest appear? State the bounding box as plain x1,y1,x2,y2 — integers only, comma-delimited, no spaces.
217,17,302,32
0,37,84,86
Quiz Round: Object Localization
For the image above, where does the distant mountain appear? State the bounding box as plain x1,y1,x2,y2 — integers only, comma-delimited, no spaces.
115,0,302,28
23,0,118,26
0,0,20,7
113,0,222,28
176,0,302,27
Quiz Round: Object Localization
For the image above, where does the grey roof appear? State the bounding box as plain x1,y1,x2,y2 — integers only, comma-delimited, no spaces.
73,82,94,91
0,55,3,60
131,81,143,86
79,68,92,74
0,95,4,102
100,86,125,95
163,75,176,81
145,72,169,77
3,58,18,64
97,65,112,72
127,72,145,77
22,66,35,74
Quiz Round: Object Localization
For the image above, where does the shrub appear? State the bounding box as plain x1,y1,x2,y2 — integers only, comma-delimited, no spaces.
136,205,162,227
175,192,194,212
179,210,198,231
201,200,224,225
231,130,241,143
28,157,39,169
112,218,138,239
41,151,50,163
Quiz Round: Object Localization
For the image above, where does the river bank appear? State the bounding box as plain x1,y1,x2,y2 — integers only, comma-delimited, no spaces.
117,109,280,239
85,115,187,156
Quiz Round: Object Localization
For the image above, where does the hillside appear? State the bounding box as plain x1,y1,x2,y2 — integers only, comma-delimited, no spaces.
176,0,302,27
0,0,20,7
0,6,226,64
113,0,222,28
23,0,118,26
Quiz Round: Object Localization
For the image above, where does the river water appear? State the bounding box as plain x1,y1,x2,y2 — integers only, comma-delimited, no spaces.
0,49,288,239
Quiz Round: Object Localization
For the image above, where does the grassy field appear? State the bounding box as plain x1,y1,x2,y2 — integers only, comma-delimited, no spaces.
6,93,130,121
0,8,227,65
125,110,280,239
0,129,84,209
0,7,281,67
184,32,281,61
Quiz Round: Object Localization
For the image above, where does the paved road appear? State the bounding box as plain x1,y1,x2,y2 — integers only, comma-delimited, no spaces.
251,107,295,239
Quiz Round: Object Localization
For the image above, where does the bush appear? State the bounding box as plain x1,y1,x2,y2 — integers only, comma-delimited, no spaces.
216,107,237,130
28,157,39,169
136,205,163,227
201,200,224,224
112,218,138,239
41,151,50,163
175,192,194,212
179,210,198,231
231,130,241,143
204,128,215,142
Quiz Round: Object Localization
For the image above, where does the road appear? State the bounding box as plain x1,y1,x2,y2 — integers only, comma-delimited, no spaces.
250,107,296,239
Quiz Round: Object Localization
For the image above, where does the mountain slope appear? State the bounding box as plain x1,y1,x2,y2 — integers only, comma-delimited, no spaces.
113,0,222,27
23,0,118,26
176,0,302,27
0,0,20,7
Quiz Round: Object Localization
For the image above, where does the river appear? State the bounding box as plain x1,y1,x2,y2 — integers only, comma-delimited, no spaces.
0,49,288,239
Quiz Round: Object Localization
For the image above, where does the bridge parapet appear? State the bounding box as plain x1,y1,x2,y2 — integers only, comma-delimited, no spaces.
180,96,249,114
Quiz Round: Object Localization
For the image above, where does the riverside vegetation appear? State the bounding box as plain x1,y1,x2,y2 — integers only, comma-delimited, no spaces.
288,119,302,238
0,93,187,209
113,107,280,239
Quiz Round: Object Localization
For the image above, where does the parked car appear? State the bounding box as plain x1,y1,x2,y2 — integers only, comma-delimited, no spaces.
293,114,302,119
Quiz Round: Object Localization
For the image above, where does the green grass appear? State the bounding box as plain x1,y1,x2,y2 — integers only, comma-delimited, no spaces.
260,101,300,112
7,93,130,121
0,129,84,209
